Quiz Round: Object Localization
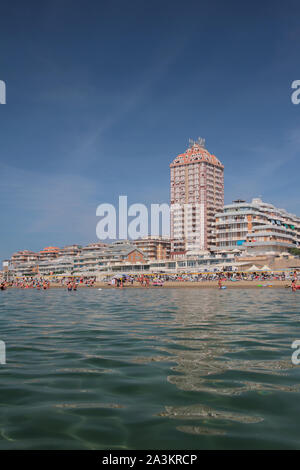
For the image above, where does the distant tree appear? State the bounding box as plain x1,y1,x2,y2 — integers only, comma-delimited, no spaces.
288,248,300,256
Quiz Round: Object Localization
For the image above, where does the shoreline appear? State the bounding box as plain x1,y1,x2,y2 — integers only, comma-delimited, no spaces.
7,280,292,289
94,280,291,289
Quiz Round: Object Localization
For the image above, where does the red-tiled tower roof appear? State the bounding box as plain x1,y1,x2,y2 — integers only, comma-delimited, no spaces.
170,139,223,168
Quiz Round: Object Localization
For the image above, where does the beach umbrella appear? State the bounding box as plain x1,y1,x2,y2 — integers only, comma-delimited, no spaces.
248,265,259,271
261,265,271,271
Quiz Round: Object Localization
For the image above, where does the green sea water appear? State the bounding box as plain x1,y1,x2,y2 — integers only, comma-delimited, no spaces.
0,287,300,450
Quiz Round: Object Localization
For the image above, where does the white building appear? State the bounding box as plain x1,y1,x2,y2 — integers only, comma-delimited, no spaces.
214,198,300,255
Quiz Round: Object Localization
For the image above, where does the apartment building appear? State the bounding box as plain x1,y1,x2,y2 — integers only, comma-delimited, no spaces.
11,250,39,266
58,245,82,257
39,246,60,261
73,241,146,274
170,138,224,256
134,236,171,260
214,198,300,254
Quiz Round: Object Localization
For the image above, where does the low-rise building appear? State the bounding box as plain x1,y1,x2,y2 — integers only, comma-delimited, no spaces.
214,198,300,255
38,256,74,276
58,245,82,257
39,246,60,261
73,241,146,274
11,250,39,266
13,262,39,277
104,251,237,275
134,236,171,260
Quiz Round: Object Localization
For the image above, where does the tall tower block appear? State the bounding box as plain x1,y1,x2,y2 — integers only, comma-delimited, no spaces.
170,138,224,256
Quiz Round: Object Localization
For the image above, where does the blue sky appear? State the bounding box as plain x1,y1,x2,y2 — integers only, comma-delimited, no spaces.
0,0,300,261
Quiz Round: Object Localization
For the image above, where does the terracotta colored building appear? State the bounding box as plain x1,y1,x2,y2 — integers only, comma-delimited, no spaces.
134,236,170,260
39,246,60,261
170,138,224,256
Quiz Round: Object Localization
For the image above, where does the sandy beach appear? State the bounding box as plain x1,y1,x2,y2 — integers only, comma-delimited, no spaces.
46,280,290,289
6,279,294,290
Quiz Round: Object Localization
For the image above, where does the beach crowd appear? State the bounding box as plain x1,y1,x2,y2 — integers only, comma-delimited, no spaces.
0,271,300,290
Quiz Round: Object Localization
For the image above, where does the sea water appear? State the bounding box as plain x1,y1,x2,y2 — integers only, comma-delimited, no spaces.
0,287,299,449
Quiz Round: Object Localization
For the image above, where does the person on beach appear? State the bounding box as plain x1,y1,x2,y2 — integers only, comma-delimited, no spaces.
218,278,223,289
291,280,297,292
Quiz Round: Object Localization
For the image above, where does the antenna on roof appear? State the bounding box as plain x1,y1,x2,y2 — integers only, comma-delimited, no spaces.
188,137,205,148
197,137,205,147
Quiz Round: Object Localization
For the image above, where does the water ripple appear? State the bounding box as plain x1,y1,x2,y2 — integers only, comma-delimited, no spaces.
0,288,300,449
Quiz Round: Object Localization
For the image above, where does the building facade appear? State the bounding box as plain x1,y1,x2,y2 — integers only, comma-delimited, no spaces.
58,245,82,257
11,250,39,266
214,198,300,254
73,241,146,274
39,246,60,261
134,236,171,260
170,138,224,256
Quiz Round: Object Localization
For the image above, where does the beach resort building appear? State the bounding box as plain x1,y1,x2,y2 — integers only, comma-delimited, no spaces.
170,138,224,257
91,251,237,276
11,250,39,266
58,245,82,257
38,256,75,276
8,250,238,278
39,246,60,261
6,241,148,278
214,198,300,255
133,236,171,260
72,241,146,275
72,242,108,273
